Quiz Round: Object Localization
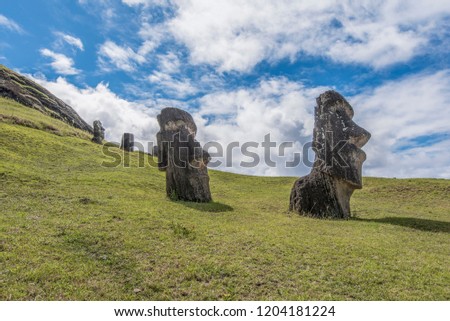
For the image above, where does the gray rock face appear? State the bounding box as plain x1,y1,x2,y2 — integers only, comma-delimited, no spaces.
120,133,134,151
91,120,105,144
0,64,92,133
289,90,371,218
156,107,212,202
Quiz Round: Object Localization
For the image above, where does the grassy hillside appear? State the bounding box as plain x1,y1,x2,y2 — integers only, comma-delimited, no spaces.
1,97,449,300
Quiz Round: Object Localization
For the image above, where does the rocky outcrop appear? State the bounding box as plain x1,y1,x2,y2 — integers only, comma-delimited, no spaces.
0,64,92,133
289,90,371,218
156,107,211,202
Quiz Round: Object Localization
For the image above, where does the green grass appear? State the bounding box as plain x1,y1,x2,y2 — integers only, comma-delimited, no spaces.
1,97,449,300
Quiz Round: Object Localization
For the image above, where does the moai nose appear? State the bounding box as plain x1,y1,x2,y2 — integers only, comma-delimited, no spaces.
345,123,371,148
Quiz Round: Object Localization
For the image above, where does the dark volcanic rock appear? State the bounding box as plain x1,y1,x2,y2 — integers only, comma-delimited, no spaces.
289,90,371,218
156,107,211,202
120,133,134,151
92,120,105,144
0,64,92,133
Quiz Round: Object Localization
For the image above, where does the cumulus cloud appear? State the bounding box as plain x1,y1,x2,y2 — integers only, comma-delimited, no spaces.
353,70,450,178
192,77,326,176
0,14,24,33
163,0,450,72
55,32,84,51
40,49,80,75
31,76,160,146
98,40,146,72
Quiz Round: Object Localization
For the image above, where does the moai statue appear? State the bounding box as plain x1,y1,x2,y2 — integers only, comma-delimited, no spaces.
289,90,371,218
120,133,134,151
156,107,212,202
91,120,105,144
152,145,159,157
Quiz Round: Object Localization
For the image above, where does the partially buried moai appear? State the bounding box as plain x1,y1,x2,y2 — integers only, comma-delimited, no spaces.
289,90,371,218
120,133,134,151
156,107,212,202
91,120,105,144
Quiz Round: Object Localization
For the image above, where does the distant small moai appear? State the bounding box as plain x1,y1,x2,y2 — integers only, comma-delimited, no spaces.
152,145,159,157
91,120,105,144
156,107,212,202
289,90,371,218
120,133,134,151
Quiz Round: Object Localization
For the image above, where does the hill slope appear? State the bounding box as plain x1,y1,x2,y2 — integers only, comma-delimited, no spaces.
1,97,449,300
0,65,92,133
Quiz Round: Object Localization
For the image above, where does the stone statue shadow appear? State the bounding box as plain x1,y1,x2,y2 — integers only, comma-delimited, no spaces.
352,216,450,233
174,200,234,213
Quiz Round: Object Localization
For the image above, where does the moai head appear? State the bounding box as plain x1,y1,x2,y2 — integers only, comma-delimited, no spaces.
313,90,370,188
92,120,105,144
157,107,197,136
156,107,210,170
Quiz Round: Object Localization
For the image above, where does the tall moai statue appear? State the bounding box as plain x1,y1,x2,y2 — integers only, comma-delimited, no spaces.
289,90,371,218
156,107,212,202
91,120,105,144
120,133,134,151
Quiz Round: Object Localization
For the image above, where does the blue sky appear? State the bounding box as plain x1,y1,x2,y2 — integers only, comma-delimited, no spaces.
1,0,450,178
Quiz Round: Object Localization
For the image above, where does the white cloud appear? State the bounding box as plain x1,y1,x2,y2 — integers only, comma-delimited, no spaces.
98,40,146,72
193,77,326,176
122,0,143,5
137,40,158,56
0,14,24,33
157,52,181,74
164,0,450,72
78,0,117,25
40,49,80,75
122,0,166,6
328,26,424,68
31,76,160,146
144,52,197,98
55,32,84,51
353,70,450,178
148,71,198,98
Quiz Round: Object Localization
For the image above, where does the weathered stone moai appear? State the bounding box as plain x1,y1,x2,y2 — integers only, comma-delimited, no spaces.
289,90,371,218
152,145,159,157
91,120,105,144
156,107,212,202
120,133,134,151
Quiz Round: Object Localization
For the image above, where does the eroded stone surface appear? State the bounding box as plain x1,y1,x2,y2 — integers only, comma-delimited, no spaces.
289,90,370,218
156,107,211,202
91,120,105,144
